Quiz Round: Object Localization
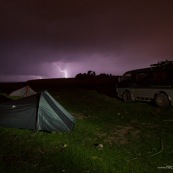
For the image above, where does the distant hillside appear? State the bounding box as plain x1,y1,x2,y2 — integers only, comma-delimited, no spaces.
0,77,120,97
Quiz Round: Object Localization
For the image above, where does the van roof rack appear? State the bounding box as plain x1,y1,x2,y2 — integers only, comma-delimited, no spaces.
150,60,173,67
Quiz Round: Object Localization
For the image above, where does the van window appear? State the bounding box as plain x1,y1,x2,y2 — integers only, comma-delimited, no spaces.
121,73,132,81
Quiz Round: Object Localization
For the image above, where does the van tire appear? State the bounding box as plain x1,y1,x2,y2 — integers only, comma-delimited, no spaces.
155,93,170,108
123,91,132,102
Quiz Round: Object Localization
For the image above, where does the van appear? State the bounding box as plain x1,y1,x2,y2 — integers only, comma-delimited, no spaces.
116,61,173,107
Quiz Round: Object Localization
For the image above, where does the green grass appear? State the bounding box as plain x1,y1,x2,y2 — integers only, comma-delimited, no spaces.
0,88,173,172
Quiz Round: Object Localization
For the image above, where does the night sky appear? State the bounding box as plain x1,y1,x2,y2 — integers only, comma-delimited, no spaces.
1,0,173,81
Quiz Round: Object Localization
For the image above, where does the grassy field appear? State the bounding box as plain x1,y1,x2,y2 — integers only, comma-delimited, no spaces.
0,88,173,173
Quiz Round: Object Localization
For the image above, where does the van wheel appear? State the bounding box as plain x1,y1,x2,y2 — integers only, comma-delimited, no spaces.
123,91,132,102
155,93,170,108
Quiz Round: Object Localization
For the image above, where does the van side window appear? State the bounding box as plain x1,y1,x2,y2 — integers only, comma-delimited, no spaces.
153,71,167,82
136,73,148,81
152,70,172,85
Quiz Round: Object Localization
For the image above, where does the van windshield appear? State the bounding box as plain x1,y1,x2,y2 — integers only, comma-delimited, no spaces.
121,73,132,81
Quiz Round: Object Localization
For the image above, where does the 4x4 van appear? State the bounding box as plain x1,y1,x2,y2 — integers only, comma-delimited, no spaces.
116,61,173,107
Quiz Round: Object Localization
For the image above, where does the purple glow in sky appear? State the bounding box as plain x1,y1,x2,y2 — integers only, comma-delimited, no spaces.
0,0,173,81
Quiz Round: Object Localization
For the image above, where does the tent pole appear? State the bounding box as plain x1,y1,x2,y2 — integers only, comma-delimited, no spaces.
35,93,41,131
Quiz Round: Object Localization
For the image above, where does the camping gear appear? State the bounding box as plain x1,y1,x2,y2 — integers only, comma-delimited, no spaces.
0,91,75,132
9,85,36,97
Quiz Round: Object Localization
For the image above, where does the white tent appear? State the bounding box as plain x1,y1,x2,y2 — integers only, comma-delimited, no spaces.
9,85,37,97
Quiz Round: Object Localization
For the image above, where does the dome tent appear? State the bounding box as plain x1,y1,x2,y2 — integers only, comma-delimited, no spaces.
0,91,75,132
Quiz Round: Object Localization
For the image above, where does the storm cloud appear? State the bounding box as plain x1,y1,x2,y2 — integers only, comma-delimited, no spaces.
0,0,173,80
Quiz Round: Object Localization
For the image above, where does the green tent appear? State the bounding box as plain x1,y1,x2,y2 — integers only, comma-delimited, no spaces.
0,91,75,132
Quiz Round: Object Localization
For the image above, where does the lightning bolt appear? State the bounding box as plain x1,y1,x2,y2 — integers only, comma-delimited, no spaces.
54,64,68,78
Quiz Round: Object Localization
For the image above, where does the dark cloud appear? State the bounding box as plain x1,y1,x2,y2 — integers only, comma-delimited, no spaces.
0,0,173,80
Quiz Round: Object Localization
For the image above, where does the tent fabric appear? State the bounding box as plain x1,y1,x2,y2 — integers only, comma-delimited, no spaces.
9,85,37,97
0,91,75,132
